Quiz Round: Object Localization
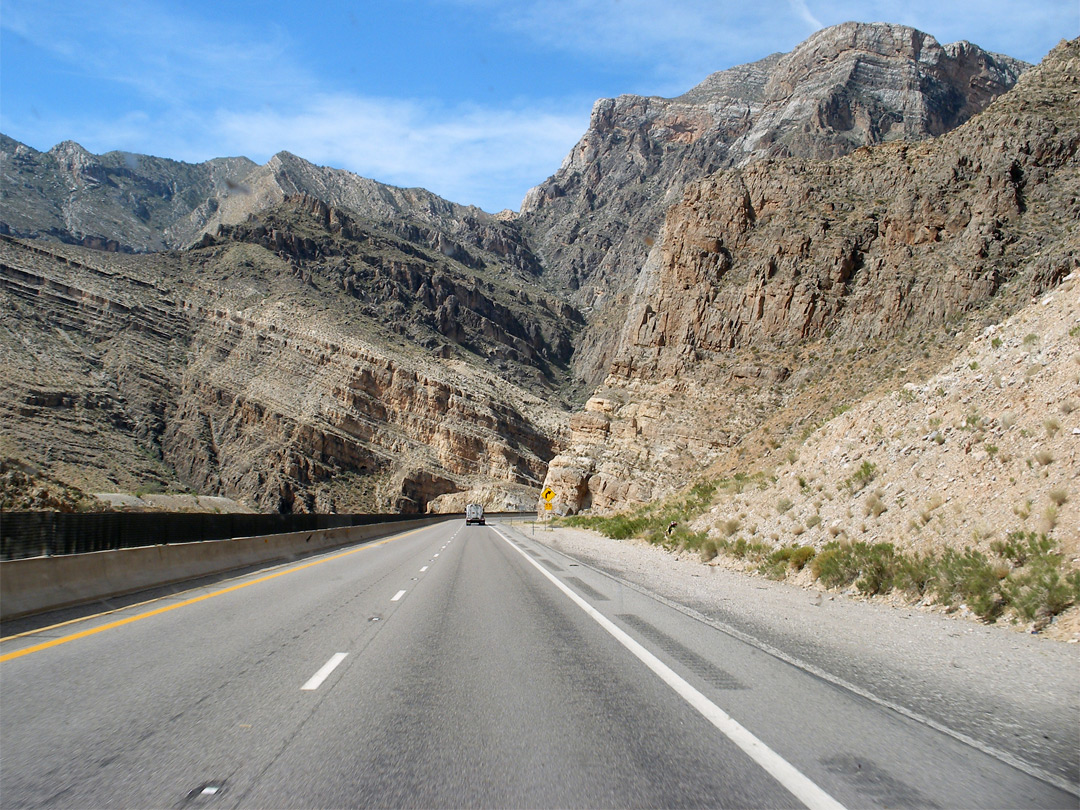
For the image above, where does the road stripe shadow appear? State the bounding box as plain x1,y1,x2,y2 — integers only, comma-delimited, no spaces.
617,614,747,690
564,576,609,602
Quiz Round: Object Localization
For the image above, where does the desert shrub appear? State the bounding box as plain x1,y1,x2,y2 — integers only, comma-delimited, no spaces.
1048,488,1068,507
844,461,878,493
1002,558,1080,621
805,514,822,529
730,537,769,560
853,543,900,595
935,548,1005,621
812,542,859,588
1041,505,1059,533
760,545,817,579
865,491,887,518
788,545,816,570
700,539,720,562
776,497,793,514
991,531,1055,567
896,552,938,597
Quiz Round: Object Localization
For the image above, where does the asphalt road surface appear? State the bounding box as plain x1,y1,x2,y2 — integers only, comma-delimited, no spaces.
1,519,1075,808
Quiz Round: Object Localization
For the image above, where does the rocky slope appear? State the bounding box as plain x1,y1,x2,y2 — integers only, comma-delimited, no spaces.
0,136,257,252
0,138,547,289
519,22,1027,384
0,194,579,513
0,23,1065,519
543,36,1079,516
686,266,1079,586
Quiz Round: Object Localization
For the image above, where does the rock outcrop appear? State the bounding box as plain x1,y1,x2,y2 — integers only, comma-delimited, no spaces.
543,36,1079,515
0,194,576,513
519,22,1027,384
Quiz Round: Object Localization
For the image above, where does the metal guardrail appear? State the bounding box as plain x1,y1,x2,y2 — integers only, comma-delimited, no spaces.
0,511,434,561
0,511,532,561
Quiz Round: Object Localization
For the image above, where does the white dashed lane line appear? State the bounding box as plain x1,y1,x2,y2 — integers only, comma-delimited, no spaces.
420,566,429,572
301,653,348,691
391,590,407,602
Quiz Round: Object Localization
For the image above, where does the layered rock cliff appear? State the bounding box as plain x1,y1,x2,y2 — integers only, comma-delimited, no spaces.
0,194,578,513
519,22,1027,384
543,36,1079,515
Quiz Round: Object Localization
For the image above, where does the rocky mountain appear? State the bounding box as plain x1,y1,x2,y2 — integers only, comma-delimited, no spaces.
518,22,1028,384
542,36,1079,516
0,138,547,284
1,22,1068,518
0,136,257,252
0,194,580,513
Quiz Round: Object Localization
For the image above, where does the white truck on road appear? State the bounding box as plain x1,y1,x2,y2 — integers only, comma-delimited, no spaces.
465,503,485,525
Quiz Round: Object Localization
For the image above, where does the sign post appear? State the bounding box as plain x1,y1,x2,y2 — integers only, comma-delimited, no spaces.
540,487,555,529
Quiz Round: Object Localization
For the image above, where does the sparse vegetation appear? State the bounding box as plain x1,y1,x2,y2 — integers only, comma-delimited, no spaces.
844,461,878,493
760,545,816,579
801,531,1080,624
562,479,718,550
865,491,887,518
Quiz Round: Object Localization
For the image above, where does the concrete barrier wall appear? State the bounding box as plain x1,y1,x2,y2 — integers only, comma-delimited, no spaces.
0,516,453,620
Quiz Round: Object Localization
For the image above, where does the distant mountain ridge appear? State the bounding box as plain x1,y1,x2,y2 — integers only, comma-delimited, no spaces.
0,135,256,252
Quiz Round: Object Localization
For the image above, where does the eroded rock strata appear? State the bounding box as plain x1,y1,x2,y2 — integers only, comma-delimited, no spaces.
519,22,1027,384
543,36,1079,514
0,196,574,512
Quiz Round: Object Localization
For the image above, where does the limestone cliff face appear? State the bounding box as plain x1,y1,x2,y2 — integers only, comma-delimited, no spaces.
543,37,1079,515
519,22,1026,385
0,195,573,513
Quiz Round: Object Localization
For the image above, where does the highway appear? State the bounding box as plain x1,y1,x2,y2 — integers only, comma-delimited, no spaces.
1,518,1075,809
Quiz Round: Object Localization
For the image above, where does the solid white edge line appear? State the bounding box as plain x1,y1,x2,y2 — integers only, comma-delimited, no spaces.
391,589,407,602
301,652,348,691
493,527,847,810
529,532,1080,800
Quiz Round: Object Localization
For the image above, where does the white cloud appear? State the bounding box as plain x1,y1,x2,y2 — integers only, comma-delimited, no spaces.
212,95,589,212
788,0,824,30
1,0,300,104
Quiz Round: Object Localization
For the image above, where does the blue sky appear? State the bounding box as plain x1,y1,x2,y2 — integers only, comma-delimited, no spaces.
1,1,1075,212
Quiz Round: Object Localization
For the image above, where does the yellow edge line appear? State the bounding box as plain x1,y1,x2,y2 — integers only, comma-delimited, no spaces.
0,525,428,663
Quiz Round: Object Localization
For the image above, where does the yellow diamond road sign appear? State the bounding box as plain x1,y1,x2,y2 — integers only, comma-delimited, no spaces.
541,487,556,503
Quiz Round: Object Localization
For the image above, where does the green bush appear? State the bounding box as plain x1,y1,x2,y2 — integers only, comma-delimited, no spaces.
935,548,1004,621
991,531,1055,567
760,545,817,579
854,542,899,595
700,539,720,562
812,542,859,588
896,552,937,597
1002,558,1080,621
